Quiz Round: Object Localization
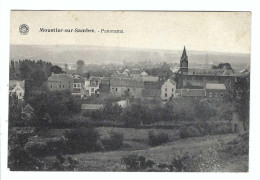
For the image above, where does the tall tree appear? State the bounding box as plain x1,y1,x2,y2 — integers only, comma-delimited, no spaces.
50,65,64,74
76,60,85,75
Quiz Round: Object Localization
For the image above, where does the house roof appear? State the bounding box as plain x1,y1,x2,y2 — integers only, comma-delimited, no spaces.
48,74,73,82
142,76,159,82
73,78,85,83
130,68,141,74
110,78,144,88
163,78,176,86
205,83,226,90
9,80,25,90
180,89,206,97
23,104,34,113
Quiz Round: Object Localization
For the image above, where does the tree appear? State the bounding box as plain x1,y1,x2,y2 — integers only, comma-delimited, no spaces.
76,60,85,74
233,74,250,131
212,63,232,70
50,65,64,74
9,94,25,127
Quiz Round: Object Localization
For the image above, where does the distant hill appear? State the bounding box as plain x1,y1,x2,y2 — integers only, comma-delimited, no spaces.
10,45,250,67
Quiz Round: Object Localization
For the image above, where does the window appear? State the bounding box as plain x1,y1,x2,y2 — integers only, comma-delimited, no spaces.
91,88,94,92
74,84,76,88
165,88,167,92
59,85,61,88
51,85,52,88
128,88,130,92
77,84,80,88
172,88,174,92
220,93,224,97
165,93,167,97
116,88,117,92
209,92,212,97
20,93,22,97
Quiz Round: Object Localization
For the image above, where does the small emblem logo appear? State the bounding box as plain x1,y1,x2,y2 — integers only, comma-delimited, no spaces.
19,24,29,35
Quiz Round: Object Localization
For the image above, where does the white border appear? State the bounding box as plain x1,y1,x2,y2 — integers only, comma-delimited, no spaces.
1,0,259,180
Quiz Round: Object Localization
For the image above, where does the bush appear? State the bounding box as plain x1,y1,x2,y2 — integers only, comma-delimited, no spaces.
179,126,201,139
148,131,169,146
102,132,124,151
122,155,155,171
25,142,49,157
221,132,249,156
64,127,100,154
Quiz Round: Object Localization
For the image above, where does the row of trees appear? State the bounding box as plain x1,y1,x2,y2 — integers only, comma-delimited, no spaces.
9,90,81,128
9,60,64,97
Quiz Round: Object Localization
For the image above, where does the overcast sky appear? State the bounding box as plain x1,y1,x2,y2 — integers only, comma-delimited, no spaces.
10,11,251,54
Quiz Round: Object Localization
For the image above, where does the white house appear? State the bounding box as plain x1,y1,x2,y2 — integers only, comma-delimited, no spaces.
9,80,25,100
161,79,176,101
84,78,100,97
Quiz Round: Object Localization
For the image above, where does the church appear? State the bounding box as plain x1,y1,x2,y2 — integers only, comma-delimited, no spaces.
176,47,235,92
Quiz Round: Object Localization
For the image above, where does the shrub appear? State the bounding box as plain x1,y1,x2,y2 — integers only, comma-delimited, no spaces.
25,142,49,157
179,126,201,139
102,132,124,151
64,127,100,154
148,131,169,146
48,155,79,171
122,155,155,171
220,132,249,156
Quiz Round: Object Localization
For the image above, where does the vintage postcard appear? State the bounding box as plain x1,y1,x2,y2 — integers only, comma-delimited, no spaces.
8,11,250,172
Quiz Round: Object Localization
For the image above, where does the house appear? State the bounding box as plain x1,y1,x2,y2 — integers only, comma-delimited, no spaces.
22,104,34,118
130,68,142,79
47,73,73,92
84,77,100,97
9,80,25,100
161,79,177,101
142,76,160,90
205,83,227,99
110,77,144,98
72,78,85,96
99,77,110,93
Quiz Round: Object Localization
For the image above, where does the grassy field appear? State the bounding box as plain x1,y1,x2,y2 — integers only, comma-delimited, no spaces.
39,127,248,172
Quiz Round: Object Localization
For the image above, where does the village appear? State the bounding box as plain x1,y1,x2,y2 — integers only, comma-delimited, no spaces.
8,47,250,171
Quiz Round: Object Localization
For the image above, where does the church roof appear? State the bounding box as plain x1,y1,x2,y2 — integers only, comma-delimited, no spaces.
187,68,234,76
205,83,226,90
181,46,188,61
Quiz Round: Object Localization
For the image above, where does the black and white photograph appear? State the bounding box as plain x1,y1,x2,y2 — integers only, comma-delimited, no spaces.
7,11,250,172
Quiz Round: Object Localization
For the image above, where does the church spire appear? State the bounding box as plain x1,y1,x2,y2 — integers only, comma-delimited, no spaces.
181,46,188,61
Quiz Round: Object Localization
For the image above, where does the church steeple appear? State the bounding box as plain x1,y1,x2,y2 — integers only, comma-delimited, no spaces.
181,46,188,61
180,46,188,75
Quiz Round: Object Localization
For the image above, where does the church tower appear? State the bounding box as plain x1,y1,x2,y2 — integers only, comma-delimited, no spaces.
180,46,188,75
